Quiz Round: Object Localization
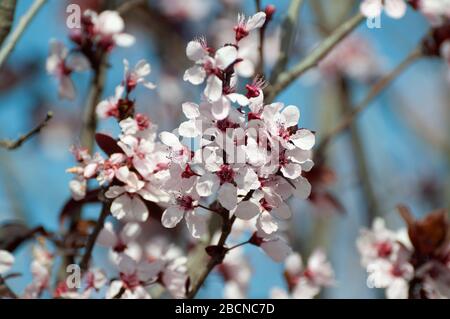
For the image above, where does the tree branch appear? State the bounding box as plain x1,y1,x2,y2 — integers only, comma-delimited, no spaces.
80,55,108,152
0,0,17,47
269,0,304,83
79,201,110,272
0,111,53,150
265,12,364,102
186,214,236,299
316,47,422,155
0,0,47,69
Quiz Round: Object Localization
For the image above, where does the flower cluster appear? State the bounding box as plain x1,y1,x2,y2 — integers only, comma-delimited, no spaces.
357,208,450,299
270,250,335,299
47,10,135,100
159,11,315,247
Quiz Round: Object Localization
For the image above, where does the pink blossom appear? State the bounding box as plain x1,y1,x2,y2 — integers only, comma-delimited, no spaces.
46,40,89,100
360,0,408,19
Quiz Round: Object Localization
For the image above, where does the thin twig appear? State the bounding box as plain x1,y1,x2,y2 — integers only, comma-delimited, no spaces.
0,0,47,68
316,47,422,155
269,0,304,83
187,215,236,299
0,0,17,47
79,202,110,272
265,12,364,102
0,112,53,150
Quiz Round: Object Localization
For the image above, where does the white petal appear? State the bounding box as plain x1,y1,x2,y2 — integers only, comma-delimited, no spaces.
0,250,14,274
385,0,407,19
129,196,149,222
234,200,260,220
59,76,76,100
292,176,312,199
246,12,267,30
97,222,118,247
211,98,230,120
161,206,185,228
285,253,303,274
67,54,90,72
183,65,206,85
281,163,302,180
261,237,292,262
291,129,315,150
360,0,383,18
282,105,300,127
179,120,201,138
121,222,141,243
215,46,238,69
182,102,200,119
186,40,207,61
274,203,292,220
117,254,137,275
218,183,238,211
106,280,124,299
257,211,278,235
134,60,151,77
235,59,255,78
227,93,249,106
110,195,131,220
159,132,182,149
98,11,124,34
204,75,223,102
105,186,126,199
114,33,135,47
196,173,220,197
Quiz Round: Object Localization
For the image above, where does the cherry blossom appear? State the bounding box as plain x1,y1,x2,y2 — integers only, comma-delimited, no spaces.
270,250,334,299
357,209,450,299
123,59,156,92
98,222,142,262
83,10,135,49
46,40,89,100
360,0,408,19
184,42,239,101
234,12,267,42
106,254,160,299
418,0,450,25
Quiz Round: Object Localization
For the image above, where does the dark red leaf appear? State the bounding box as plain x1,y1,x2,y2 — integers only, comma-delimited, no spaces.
95,133,123,156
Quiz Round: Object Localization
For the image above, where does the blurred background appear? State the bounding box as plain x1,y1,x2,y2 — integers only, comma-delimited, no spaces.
0,0,449,298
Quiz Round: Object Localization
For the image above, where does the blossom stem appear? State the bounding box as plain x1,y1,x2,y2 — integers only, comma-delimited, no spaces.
316,47,423,156
0,0,47,69
265,12,364,103
226,240,250,252
0,0,17,47
79,201,110,272
0,111,53,150
187,214,236,299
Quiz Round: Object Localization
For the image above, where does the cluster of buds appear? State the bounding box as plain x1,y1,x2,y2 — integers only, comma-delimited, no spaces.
357,207,450,299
